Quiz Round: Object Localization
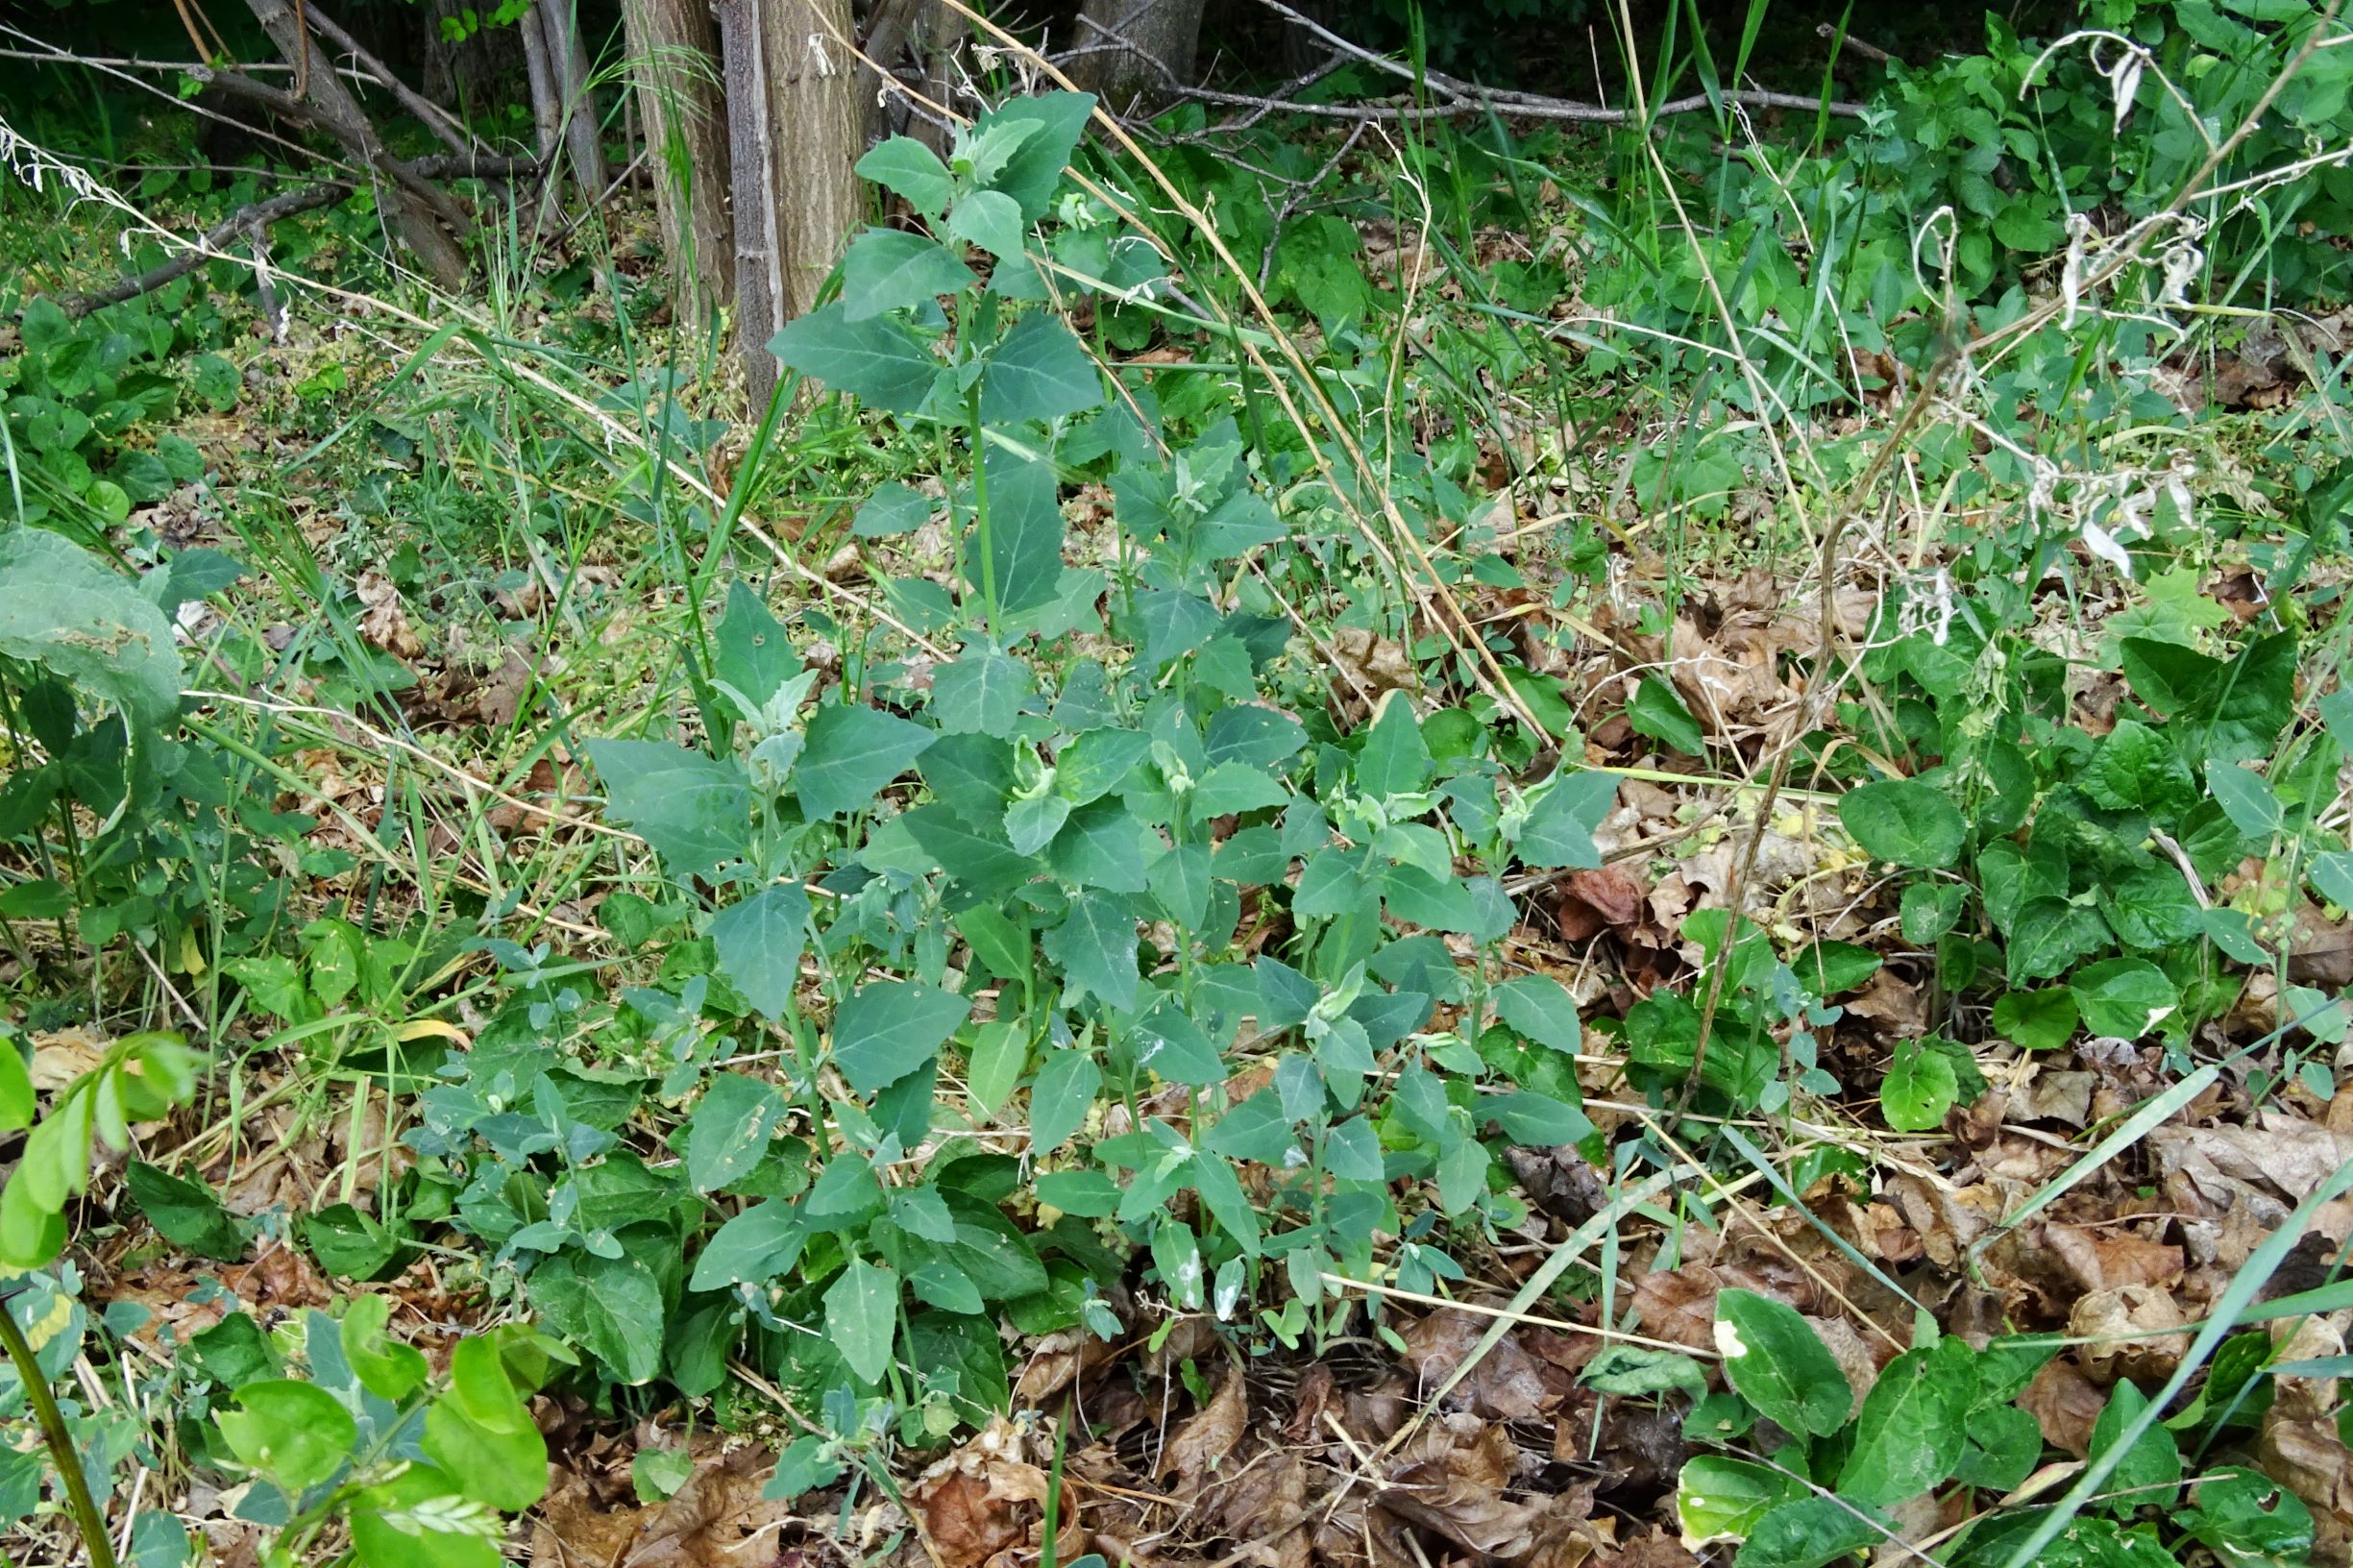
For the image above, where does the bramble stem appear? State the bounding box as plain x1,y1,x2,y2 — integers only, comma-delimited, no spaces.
0,1284,119,1568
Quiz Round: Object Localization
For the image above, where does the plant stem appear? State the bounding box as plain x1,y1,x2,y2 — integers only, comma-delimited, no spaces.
966,386,1000,637
0,1286,119,1568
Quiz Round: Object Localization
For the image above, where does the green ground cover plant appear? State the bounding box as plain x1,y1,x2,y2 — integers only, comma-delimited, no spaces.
2,1,2353,1564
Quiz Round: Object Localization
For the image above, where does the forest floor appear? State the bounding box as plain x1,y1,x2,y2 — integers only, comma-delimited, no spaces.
7,34,2353,1568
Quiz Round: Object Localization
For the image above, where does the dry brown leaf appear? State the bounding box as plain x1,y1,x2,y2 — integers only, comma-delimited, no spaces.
1194,1446,1312,1568
909,1417,1063,1568
2021,1358,2106,1457
1589,1528,1700,1568
1160,1373,1249,1497
2070,1286,2190,1383
1401,1310,1567,1421
2040,1225,2185,1292
355,569,423,659
30,1025,109,1091
529,1442,790,1568
1378,1417,1543,1558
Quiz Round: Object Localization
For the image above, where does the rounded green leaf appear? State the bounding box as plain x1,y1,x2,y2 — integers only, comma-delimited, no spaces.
1880,1039,1960,1132
216,1380,357,1493
2069,957,2177,1040
1839,778,1966,869
1712,1288,1852,1437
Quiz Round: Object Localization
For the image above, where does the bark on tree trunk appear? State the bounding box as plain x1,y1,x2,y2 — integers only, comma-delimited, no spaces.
714,0,780,406
237,0,472,289
622,0,735,317
537,0,610,196
1069,0,1205,114
767,0,861,322
520,9,563,166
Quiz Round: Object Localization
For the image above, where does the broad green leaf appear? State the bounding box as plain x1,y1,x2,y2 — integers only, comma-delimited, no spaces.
967,91,1096,220
1005,791,1072,855
907,1254,984,1314
839,228,977,320
1880,1039,1959,1132
1043,890,1140,1011
688,1200,804,1290
1515,769,1620,868
2089,1380,2181,1513
935,1189,1048,1299
709,882,812,1020
1028,1048,1100,1153
1147,842,1211,931
981,312,1104,425
1487,1090,1591,1146
1678,1456,1805,1548
1900,880,1967,943
1585,1345,1709,1402
856,481,933,539
2309,850,2353,910
1737,1495,1891,1568
687,1072,786,1193
1713,1288,1851,1436
946,188,1027,262
350,1466,508,1568
2070,957,2176,1039
0,1174,64,1268
963,450,1067,616
932,649,1032,736
1793,942,1881,996
1953,1402,2045,1492
1839,1337,1974,1506
2181,1467,2315,1563
1056,727,1153,804
585,739,751,876
856,136,953,216
124,1160,245,1261
964,1021,1027,1121
1356,693,1431,798
2207,761,2284,839
903,804,1037,895
1626,674,1705,756
1035,1169,1121,1217
422,1346,546,1510
339,1293,427,1403
2005,899,2113,982
0,1041,33,1133
0,527,182,724
712,581,800,717
1050,798,1150,892
1189,761,1290,820
770,304,941,412
1492,974,1581,1053
797,703,937,820
832,981,971,1094
1839,778,1966,869
216,1380,356,1492
825,1258,897,1383
528,1251,665,1384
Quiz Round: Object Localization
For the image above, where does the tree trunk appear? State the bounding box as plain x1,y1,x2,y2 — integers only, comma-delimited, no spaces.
714,0,781,406
520,8,563,166
537,0,610,196
767,0,861,322
1069,0,1205,114
237,0,471,289
623,0,734,318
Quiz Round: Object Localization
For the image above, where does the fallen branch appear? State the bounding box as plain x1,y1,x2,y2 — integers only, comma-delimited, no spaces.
302,4,486,158
1213,0,1865,125
61,184,344,317
57,154,541,319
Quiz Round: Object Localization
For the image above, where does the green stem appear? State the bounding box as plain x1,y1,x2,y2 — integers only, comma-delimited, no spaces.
0,1286,119,1568
967,386,999,638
